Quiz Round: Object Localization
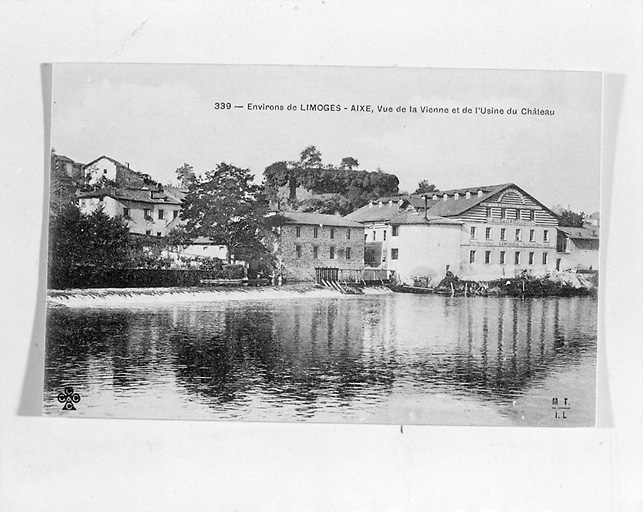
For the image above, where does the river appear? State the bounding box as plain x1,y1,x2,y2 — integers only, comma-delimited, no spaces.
43,293,597,426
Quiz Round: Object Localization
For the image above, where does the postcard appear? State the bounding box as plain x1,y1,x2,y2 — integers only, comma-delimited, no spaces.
43,64,602,426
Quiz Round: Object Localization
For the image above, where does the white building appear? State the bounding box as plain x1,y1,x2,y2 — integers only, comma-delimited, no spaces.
78,184,185,237
345,183,561,284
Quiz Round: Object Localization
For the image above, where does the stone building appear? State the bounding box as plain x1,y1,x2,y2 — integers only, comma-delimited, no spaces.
274,211,365,282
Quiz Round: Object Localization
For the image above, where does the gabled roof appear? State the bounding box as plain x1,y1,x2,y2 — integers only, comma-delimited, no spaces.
557,226,599,240
77,187,182,205
279,211,364,228
163,185,187,202
83,155,128,170
344,198,412,223
418,183,512,217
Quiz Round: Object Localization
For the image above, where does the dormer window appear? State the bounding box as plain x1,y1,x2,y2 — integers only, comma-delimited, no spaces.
443,194,448,201
454,193,460,200
432,194,438,200
477,190,483,197
466,191,471,199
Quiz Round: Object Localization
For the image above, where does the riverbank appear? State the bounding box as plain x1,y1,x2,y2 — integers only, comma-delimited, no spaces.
47,283,393,308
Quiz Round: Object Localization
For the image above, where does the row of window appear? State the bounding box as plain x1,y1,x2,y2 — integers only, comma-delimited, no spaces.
295,245,353,260
486,207,537,221
471,226,549,243
367,226,399,242
296,226,352,240
469,250,550,265
135,208,179,221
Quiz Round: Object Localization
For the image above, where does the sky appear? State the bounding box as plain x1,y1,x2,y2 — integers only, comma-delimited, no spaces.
52,64,602,213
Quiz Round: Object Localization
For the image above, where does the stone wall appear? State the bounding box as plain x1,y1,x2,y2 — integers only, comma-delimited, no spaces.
279,223,365,281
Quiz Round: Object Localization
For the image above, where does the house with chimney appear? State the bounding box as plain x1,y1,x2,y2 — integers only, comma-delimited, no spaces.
345,183,561,283
77,156,186,237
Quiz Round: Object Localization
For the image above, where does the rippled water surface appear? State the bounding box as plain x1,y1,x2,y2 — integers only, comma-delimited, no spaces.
44,294,597,426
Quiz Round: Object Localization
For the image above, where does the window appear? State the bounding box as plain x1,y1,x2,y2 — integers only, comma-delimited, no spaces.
295,226,301,237
529,210,535,221
556,257,561,271
346,247,352,260
469,250,476,264
470,226,477,240
528,252,534,265
330,228,335,239
543,230,549,242
144,208,152,220
485,227,491,240
500,228,506,241
173,210,179,219
158,209,164,220
529,229,535,242
330,247,335,259
123,207,130,218
391,248,399,260
156,232,162,237
392,225,399,236
501,208,507,219
500,251,506,264
313,226,319,238
485,250,491,264
145,230,151,235
372,230,376,241
542,252,549,265
364,233,368,242
296,245,302,259
383,231,387,241
347,228,351,240
313,246,319,259
514,251,521,265
486,207,492,218
515,228,521,241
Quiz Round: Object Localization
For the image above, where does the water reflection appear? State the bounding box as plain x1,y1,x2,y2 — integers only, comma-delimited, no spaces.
44,295,597,423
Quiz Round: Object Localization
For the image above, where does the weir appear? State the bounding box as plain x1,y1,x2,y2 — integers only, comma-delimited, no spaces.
47,284,346,308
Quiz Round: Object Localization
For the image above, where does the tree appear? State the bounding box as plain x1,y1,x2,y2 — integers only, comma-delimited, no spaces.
299,145,323,167
175,163,197,189
413,180,437,195
180,162,271,263
558,208,585,227
339,156,359,171
48,204,134,288
296,194,354,216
